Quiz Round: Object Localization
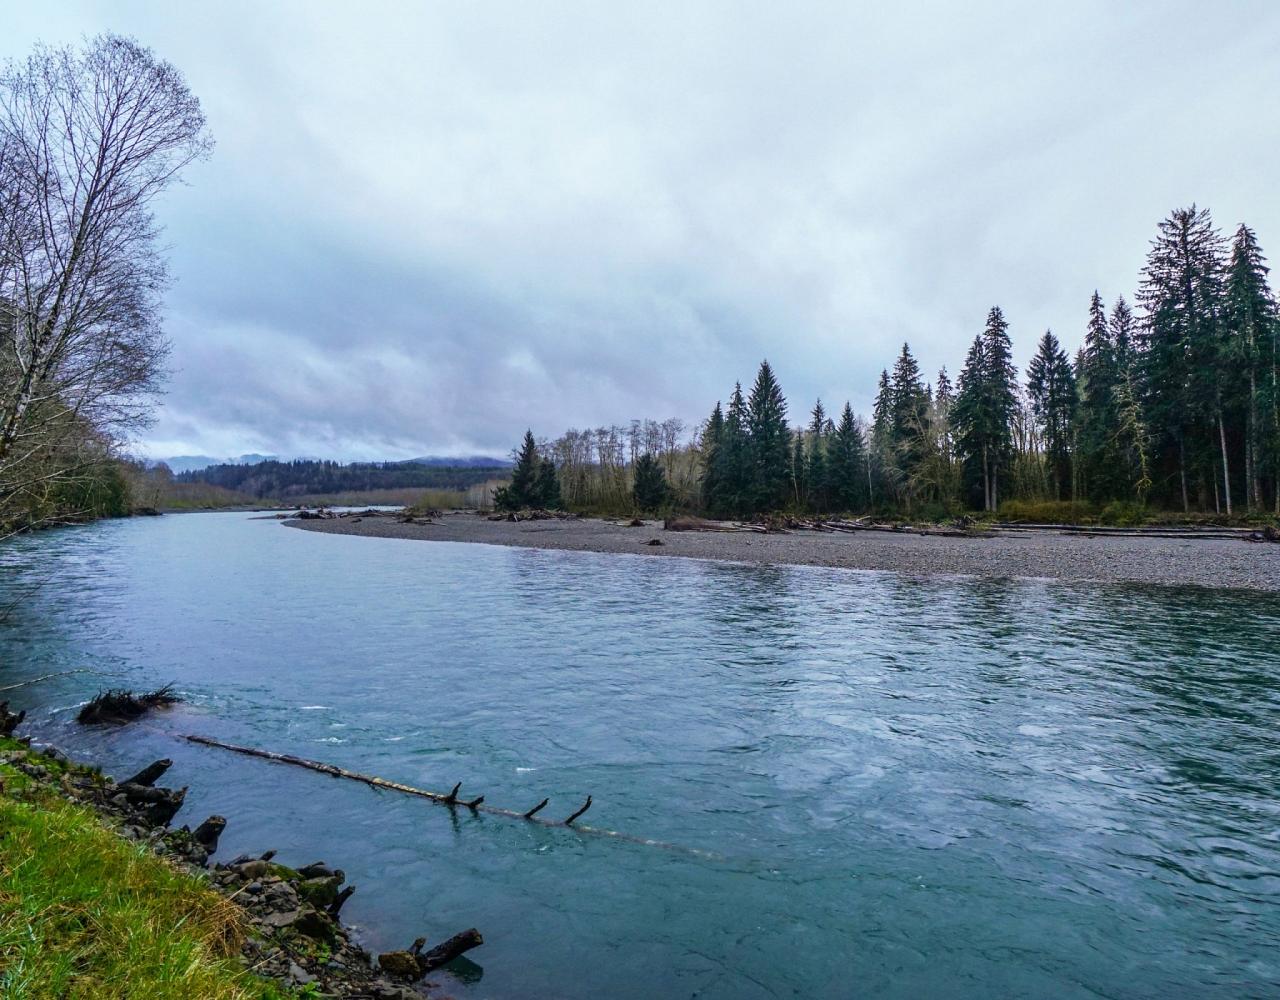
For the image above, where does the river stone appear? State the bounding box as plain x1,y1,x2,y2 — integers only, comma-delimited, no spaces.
299,874,345,908
260,907,301,928
377,950,421,981
292,906,337,943
233,859,271,879
288,961,315,985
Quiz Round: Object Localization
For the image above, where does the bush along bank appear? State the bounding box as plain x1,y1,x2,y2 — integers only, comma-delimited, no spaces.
0,727,481,1000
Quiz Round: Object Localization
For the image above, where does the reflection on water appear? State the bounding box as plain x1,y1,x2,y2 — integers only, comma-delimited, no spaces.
2,512,1279,998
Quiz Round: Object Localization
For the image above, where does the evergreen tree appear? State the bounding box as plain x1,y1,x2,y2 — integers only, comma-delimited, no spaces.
745,360,791,511
952,309,1018,511
935,367,954,465
827,402,867,511
870,369,895,503
1137,205,1227,511
1224,224,1277,511
632,452,669,512
889,343,929,466
535,457,562,509
1026,330,1076,500
1110,298,1151,502
493,429,540,510
806,399,829,511
714,383,750,516
699,402,725,512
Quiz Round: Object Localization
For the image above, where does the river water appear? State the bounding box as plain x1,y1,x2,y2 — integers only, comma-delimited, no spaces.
1,512,1278,998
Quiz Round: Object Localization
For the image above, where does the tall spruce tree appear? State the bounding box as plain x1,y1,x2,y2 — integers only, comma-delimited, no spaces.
699,402,725,512
1224,224,1277,511
494,430,540,510
632,452,668,512
1137,205,1227,511
716,383,750,516
1076,291,1125,499
889,343,930,496
827,401,866,511
806,400,829,512
952,308,1018,511
1110,298,1151,502
1026,330,1076,500
745,360,791,511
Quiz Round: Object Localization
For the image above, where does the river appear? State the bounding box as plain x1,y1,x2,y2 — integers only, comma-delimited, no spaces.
2,511,1278,998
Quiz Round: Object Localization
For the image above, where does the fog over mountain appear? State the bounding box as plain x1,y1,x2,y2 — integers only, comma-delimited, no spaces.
4,3,1277,460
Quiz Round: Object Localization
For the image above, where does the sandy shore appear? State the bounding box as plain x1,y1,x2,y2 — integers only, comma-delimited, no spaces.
286,512,1280,592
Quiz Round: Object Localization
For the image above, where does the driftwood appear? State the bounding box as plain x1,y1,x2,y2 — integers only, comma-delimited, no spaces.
0,669,90,693
119,782,187,826
992,521,1277,541
0,701,25,736
77,686,180,725
185,734,711,856
418,928,484,973
124,758,172,787
191,815,227,852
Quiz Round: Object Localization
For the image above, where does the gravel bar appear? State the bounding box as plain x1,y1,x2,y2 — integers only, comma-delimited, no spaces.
284,513,1280,592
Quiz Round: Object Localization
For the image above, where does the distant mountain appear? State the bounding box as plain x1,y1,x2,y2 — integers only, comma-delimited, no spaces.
153,453,277,474
400,455,512,468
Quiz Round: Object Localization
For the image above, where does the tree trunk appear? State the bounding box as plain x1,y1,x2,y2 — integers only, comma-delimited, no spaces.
1179,434,1189,512
981,446,990,512
1218,408,1232,516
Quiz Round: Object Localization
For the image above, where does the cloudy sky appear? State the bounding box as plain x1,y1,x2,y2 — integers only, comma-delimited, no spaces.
5,2,1279,460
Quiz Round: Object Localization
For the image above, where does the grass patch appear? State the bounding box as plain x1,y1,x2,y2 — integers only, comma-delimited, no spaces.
0,753,290,999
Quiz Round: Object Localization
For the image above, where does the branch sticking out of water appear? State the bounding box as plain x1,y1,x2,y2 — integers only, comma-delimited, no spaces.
183,734,714,857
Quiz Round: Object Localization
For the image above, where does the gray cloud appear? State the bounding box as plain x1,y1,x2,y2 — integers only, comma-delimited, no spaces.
5,2,1279,458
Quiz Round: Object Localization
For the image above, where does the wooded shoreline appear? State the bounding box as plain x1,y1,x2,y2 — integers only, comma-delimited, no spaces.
287,510,1280,592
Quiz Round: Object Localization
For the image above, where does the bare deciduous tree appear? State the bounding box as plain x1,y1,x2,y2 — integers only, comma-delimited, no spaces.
0,34,211,528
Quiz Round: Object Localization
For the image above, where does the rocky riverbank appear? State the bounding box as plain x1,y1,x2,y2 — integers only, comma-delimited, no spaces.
0,719,479,999
287,509,1280,592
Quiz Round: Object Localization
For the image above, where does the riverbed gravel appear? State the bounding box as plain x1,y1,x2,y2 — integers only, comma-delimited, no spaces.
288,513,1280,592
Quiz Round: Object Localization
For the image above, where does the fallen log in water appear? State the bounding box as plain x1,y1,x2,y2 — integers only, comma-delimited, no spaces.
185,734,712,856
0,669,91,693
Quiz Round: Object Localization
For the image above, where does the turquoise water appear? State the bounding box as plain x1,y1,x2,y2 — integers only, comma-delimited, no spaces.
2,512,1278,998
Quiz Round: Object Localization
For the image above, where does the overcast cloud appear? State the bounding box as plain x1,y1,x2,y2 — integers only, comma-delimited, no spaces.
4,2,1279,459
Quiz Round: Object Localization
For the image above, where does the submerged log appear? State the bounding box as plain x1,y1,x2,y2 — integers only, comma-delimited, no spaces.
0,669,90,694
185,734,711,856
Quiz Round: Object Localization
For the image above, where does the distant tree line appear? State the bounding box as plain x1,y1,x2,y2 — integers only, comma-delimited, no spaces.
511,205,1279,520
181,459,508,500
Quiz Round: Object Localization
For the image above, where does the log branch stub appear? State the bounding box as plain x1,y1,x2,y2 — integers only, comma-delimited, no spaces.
417,928,484,973
523,798,549,819
564,795,593,825
328,884,356,917
462,795,484,809
123,758,172,787
444,782,462,804
192,815,226,852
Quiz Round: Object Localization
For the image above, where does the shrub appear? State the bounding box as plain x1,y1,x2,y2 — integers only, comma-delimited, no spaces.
997,499,1097,524
1098,501,1148,526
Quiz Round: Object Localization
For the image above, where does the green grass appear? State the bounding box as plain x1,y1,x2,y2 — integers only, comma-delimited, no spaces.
0,745,291,1000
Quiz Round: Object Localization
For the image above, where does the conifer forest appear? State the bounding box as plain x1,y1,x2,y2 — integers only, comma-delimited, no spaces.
507,206,1280,521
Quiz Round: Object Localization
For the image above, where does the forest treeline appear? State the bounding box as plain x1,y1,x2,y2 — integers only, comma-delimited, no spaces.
509,206,1279,521
181,459,507,500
